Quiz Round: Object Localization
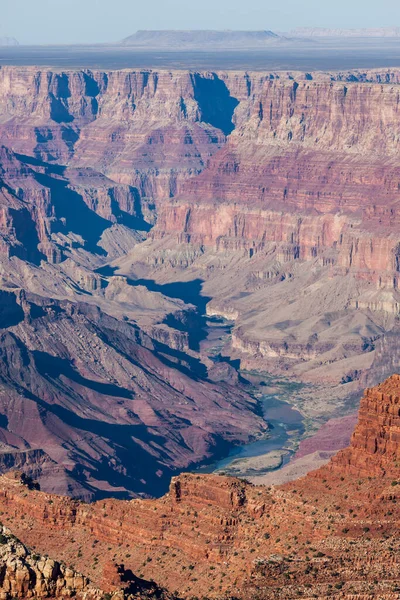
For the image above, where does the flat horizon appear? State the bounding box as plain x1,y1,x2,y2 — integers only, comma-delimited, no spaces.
2,40,400,72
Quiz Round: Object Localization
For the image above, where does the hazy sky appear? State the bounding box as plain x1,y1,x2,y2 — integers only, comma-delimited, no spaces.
3,0,400,45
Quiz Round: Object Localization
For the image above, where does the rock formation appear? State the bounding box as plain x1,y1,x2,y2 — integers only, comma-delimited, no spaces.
0,518,171,599
328,374,400,477
0,523,95,599
0,377,399,598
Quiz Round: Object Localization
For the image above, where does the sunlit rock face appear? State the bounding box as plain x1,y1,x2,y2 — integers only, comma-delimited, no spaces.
1,375,400,599
1,66,400,501
328,374,400,477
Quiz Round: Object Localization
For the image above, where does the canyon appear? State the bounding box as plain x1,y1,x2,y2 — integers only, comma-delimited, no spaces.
0,63,400,499
0,375,399,598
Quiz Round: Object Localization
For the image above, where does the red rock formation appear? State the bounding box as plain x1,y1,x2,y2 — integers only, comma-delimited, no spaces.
1,374,400,600
0,513,172,599
328,374,400,477
0,522,96,599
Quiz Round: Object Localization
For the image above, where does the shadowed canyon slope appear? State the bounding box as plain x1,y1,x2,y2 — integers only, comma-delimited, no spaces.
0,376,400,599
1,65,400,497
0,135,265,501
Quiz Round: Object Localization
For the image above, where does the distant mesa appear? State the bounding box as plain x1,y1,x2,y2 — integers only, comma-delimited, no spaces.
121,29,281,49
290,26,400,38
0,37,19,46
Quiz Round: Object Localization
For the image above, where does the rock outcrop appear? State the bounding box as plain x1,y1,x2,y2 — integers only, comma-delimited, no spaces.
0,517,172,599
0,524,94,599
329,374,400,477
0,377,399,598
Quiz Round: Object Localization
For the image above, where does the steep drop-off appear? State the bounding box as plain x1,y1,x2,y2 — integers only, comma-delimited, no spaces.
1,66,400,494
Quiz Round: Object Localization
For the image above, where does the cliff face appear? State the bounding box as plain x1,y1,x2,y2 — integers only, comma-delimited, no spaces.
328,374,400,477
155,73,400,290
3,66,400,269
0,145,145,264
2,65,400,498
3,66,400,206
0,67,242,200
0,377,400,599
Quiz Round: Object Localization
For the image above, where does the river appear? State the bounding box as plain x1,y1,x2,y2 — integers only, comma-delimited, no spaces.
125,277,306,480
196,316,305,479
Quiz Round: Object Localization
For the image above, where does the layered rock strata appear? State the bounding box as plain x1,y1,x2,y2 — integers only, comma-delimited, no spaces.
2,65,400,497
328,374,400,476
0,377,400,598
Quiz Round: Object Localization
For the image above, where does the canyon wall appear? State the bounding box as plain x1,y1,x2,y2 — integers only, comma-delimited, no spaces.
328,374,400,477
2,65,400,497
2,66,400,282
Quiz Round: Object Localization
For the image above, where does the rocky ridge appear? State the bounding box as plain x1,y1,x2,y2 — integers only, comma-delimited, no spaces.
0,519,171,599
328,373,400,477
0,376,399,598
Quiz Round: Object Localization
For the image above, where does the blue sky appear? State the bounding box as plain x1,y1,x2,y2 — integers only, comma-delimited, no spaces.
3,0,400,44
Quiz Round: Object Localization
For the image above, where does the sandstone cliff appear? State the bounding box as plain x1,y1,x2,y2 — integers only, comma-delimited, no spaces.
328,374,400,477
